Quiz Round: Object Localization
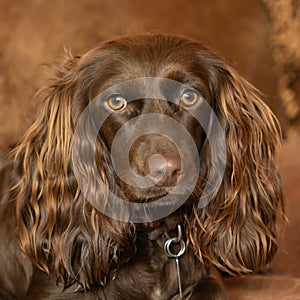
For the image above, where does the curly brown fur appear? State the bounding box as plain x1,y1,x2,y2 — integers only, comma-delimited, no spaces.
0,33,285,299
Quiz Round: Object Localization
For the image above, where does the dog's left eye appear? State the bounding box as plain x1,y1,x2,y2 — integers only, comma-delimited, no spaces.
107,94,128,111
180,90,199,107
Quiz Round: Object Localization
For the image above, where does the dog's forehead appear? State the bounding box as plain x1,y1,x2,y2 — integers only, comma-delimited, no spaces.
97,35,204,76
102,34,200,56
80,35,213,99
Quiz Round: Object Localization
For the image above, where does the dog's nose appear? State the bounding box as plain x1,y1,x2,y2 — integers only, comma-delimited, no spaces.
147,154,182,186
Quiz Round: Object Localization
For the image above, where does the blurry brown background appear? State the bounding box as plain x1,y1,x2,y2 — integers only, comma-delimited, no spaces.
0,0,299,299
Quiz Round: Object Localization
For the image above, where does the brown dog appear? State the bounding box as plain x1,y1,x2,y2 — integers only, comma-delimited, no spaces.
0,34,285,299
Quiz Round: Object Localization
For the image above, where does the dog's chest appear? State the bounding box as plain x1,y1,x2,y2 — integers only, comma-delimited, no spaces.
149,257,181,299
110,232,203,299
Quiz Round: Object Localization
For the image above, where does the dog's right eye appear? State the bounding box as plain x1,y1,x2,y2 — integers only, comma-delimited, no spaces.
106,94,128,111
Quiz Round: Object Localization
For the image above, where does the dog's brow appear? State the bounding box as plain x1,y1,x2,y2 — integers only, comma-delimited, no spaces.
164,70,189,83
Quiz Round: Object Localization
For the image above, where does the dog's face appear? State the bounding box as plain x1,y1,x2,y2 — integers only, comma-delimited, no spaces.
97,80,206,203
74,35,218,206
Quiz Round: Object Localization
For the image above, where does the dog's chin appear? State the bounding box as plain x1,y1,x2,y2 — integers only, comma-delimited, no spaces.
116,185,167,203
140,190,170,203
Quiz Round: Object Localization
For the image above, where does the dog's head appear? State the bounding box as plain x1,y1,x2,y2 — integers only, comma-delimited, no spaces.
12,34,285,289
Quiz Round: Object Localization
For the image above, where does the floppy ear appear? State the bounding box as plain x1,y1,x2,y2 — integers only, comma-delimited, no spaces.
186,55,286,274
12,50,135,290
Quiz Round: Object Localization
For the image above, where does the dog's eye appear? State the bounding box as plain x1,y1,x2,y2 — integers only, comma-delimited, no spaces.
107,94,127,111
180,90,199,107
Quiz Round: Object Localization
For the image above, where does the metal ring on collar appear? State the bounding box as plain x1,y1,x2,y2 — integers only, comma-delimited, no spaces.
164,238,186,258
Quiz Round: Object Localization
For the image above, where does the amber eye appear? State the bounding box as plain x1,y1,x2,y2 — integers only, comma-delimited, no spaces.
180,90,199,107
107,94,127,111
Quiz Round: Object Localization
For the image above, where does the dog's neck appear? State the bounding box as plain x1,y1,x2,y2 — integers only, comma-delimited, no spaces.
136,212,183,241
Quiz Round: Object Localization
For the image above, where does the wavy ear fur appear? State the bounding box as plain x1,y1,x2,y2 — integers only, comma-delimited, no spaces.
11,51,135,290
186,53,285,274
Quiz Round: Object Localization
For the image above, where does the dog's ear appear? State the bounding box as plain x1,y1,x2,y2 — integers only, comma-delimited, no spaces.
186,54,286,274
12,50,135,290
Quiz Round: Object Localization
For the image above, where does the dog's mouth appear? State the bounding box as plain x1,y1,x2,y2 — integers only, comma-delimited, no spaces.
115,176,197,205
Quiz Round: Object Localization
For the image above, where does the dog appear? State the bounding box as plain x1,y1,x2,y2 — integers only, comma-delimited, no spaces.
0,33,285,299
